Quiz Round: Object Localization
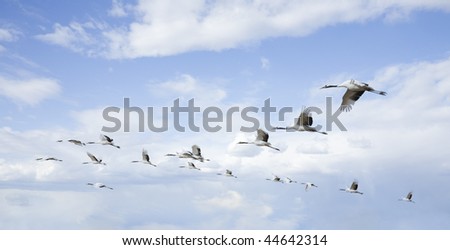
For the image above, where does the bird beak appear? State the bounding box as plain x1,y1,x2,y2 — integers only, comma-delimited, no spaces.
320,85,329,89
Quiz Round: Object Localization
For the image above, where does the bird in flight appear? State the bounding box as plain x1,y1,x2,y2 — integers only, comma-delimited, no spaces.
301,182,318,191
36,157,63,162
266,175,284,183
217,169,237,178
179,161,201,171
321,79,387,112
131,149,157,167
57,139,86,146
340,180,363,195
275,107,327,134
87,182,113,190
82,152,106,165
166,145,209,162
87,134,120,149
399,191,415,203
238,129,280,151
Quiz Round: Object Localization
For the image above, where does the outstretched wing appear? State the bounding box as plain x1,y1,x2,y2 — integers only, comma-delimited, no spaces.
407,192,413,200
350,181,358,191
256,129,269,142
101,134,114,142
297,108,313,126
192,145,201,156
87,152,98,162
142,149,150,162
340,89,365,111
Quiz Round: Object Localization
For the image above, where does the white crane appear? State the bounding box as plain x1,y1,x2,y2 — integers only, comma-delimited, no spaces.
87,134,120,149
165,151,194,159
57,139,85,146
275,107,327,134
399,191,415,203
179,161,201,171
266,175,284,183
340,180,363,195
301,182,318,191
87,182,113,190
321,79,387,112
82,152,106,165
190,145,210,162
217,169,237,178
36,157,63,162
238,129,280,151
286,177,298,184
166,145,210,162
131,149,156,167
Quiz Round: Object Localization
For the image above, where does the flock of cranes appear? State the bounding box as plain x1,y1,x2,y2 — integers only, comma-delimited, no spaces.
32,79,416,203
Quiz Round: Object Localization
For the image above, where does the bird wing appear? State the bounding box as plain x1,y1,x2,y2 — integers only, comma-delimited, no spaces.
297,108,313,126
350,181,358,190
340,89,365,111
87,152,98,162
142,149,150,162
407,192,413,200
192,145,201,156
256,129,269,142
101,134,113,142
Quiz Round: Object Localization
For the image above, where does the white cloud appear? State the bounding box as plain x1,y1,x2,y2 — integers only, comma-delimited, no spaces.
200,190,243,210
148,74,227,105
35,0,450,58
108,0,128,17
2,56,450,229
0,27,20,42
260,57,270,70
0,75,61,106
35,21,106,55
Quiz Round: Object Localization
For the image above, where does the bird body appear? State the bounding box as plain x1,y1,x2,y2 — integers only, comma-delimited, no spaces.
57,139,85,146
87,182,113,190
36,157,63,162
179,161,201,171
275,107,327,134
166,145,209,162
399,192,415,203
340,180,363,194
238,129,280,151
166,151,194,159
266,175,284,183
82,152,106,165
132,149,156,167
87,134,120,149
218,169,237,178
301,182,318,191
191,145,210,162
321,79,387,112
286,177,298,183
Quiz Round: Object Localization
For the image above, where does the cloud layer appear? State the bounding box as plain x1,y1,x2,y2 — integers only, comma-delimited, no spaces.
35,0,450,58
1,55,450,229
0,75,61,106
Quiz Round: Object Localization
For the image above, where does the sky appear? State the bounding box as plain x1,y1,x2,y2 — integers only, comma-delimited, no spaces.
1,0,450,229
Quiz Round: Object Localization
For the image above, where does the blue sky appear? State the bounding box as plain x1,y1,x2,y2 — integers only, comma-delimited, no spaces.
1,0,450,229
